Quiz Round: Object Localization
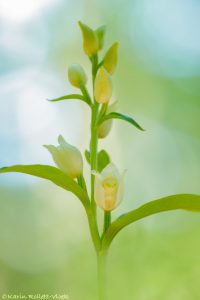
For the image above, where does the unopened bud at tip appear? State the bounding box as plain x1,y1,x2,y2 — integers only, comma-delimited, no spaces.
78,21,98,56
68,64,87,88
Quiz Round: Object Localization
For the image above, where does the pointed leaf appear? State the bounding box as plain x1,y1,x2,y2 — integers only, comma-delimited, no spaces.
48,94,91,106
99,112,144,131
102,194,200,249
84,149,110,173
95,25,106,50
85,150,91,165
98,150,110,172
0,165,89,207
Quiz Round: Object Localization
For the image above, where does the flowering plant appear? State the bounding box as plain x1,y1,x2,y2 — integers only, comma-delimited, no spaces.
1,22,200,300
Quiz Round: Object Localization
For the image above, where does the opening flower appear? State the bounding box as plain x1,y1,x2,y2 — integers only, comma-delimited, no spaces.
92,163,126,211
44,135,83,179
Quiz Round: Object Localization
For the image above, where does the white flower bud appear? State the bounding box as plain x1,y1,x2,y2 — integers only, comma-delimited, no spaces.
98,119,112,139
92,163,126,211
98,101,118,139
94,67,112,104
68,64,87,88
44,135,83,179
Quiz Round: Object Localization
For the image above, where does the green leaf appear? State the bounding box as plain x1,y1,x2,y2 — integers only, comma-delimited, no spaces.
85,150,91,165
95,25,106,50
99,112,144,131
84,149,110,173
102,194,200,249
0,165,89,207
98,150,110,172
48,94,91,106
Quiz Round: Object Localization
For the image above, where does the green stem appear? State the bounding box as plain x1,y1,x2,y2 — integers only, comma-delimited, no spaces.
89,53,109,300
92,54,98,88
77,175,88,194
90,54,99,216
98,103,108,121
90,102,99,215
97,251,108,300
103,211,111,236
85,206,101,252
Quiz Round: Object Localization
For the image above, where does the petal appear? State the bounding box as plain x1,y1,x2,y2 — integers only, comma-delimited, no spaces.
101,162,120,179
94,174,105,209
58,135,79,156
58,135,69,147
43,144,58,156
98,120,113,139
116,170,127,205
44,145,65,171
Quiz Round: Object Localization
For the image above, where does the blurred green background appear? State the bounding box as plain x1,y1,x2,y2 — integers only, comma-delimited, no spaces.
0,0,200,299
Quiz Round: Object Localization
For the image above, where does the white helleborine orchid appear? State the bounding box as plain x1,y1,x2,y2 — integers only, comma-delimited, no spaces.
44,135,83,179
93,163,126,211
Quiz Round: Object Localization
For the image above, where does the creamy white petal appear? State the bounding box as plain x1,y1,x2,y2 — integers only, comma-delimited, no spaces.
94,174,105,210
116,170,127,206
44,136,83,178
101,162,120,179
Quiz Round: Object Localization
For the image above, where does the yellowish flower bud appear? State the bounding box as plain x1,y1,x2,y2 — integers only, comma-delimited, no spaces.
98,120,112,139
92,163,126,211
78,21,98,56
94,67,112,104
44,135,83,179
103,42,118,75
98,101,118,139
68,64,87,88
95,25,106,50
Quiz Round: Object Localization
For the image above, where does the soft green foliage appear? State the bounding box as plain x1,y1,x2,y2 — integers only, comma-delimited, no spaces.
99,112,145,131
97,150,111,172
48,94,91,106
85,150,110,173
0,165,89,207
102,194,200,249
